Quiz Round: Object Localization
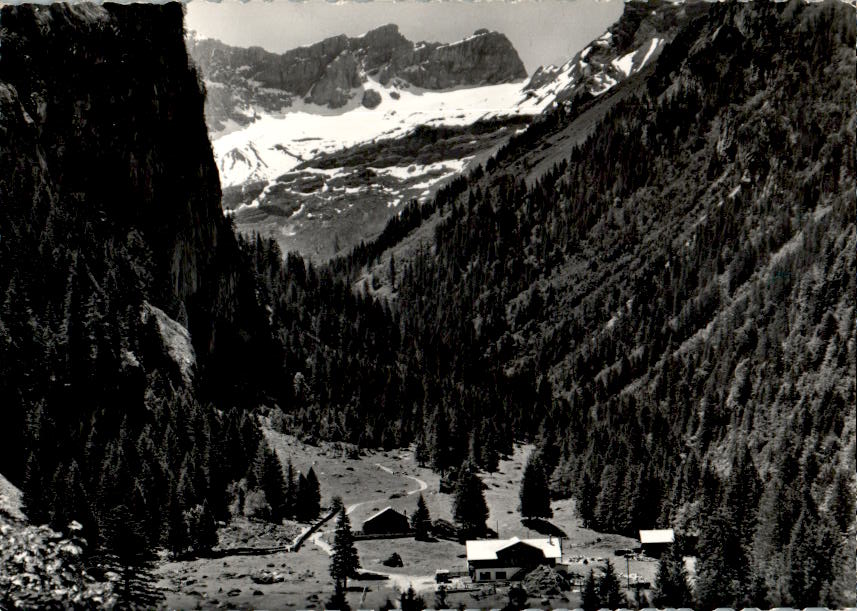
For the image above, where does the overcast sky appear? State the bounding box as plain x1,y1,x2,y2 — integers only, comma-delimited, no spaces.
185,0,624,74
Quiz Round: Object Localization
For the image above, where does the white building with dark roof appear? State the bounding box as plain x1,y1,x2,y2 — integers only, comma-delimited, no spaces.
639,528,675,557
465,536,562,582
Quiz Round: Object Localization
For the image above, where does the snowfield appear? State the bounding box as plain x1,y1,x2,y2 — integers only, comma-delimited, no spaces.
213,78,552,187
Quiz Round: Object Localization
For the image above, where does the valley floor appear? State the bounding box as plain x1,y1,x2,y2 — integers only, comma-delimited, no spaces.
155,432,659,609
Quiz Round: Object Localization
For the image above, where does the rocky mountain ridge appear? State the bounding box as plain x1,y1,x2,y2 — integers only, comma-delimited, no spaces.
194,2,708,262
189,23,526,133
522,0,709,109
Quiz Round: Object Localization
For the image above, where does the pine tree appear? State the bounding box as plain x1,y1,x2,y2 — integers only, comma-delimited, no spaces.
295,472,308,520
578,471,597,529
166,495,191,556
520,452,552,520
99,504,163,610
411,493,432,540
254,445,287,522
185,502,218,554
22,450,45,524
581,569,599,611
452,467,489,539
652,547,693,607
400,585,425,611
330,508,360,590
301,467,321,520
285,459,298,519
695,508,745,608
414,436,430,468
597,559,626,609
829,470,854,534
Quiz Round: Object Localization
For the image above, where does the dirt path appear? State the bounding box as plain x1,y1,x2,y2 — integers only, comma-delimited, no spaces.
404,474,428,495
361,570,436,593
311,531,333,556
374,463,394,474
374,463,428,496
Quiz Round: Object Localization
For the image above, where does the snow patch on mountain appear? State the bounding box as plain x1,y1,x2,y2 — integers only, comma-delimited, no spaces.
214,78,546,188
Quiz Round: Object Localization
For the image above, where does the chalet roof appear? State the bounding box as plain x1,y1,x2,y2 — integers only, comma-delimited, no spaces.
639,529,675,544
362,506,407,524
466,537,562,562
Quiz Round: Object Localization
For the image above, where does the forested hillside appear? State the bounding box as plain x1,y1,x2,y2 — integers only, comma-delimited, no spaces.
331,1,855,606
1,1,853,608
0,2,275,566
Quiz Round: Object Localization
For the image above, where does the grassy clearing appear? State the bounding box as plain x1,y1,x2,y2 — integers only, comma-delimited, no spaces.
155,541,334,610
156,432,658,608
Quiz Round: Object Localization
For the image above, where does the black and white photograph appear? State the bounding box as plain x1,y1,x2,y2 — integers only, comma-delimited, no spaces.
0,0,854,609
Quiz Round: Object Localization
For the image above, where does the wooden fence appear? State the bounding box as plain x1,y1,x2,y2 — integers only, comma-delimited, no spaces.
290,507,339,552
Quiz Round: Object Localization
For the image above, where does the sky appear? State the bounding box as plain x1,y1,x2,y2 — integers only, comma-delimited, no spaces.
185,0,624,74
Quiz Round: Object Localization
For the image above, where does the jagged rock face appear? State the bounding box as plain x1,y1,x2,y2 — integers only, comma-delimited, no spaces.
309,51,362,107
0,2,243,358
389,31,527,89
188,24,527,130
523,0,709,106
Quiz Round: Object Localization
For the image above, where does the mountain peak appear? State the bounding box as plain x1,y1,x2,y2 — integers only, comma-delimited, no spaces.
189,23,527,125
522,0,709,106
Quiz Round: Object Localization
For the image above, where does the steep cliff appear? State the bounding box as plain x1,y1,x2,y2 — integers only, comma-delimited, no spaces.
189,24,527,129
0,2,272,556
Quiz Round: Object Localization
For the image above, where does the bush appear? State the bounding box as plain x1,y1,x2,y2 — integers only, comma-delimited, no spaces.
243,489,271,521
0,518,115,608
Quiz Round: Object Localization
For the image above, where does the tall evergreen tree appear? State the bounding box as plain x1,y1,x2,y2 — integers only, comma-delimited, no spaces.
695,507,746,608
597,560,626,609
411,493,432,540
519,452,552,520
828,470,855,534
285,459,298,519
185,502,218,554
452,466,489,539
254,445,287,523
299,467,322,521
581,569,599,611
652,547,693,607
330,508,360,590
99,504,163,610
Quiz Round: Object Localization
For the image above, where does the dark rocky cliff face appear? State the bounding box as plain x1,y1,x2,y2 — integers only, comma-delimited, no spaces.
0,2,272,407
0,3,283,562
189,24,527,131
0,3,227,309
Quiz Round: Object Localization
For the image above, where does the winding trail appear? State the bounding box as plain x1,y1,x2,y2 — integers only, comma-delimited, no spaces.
374,462,428,495
313,463,430,561
404,474,428,495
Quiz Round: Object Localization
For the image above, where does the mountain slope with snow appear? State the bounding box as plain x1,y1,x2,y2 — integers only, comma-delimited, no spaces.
192,1,708,261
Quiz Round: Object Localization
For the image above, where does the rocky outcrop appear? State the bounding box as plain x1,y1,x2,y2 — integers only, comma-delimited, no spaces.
388,30,527,89
188,24,527,127
309,51,362,107
361,89,382,109
523,0,709,106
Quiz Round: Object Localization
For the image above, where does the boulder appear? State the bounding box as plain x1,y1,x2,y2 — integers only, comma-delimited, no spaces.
251,569,285,584
362,89,382,109
381,552,404,567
